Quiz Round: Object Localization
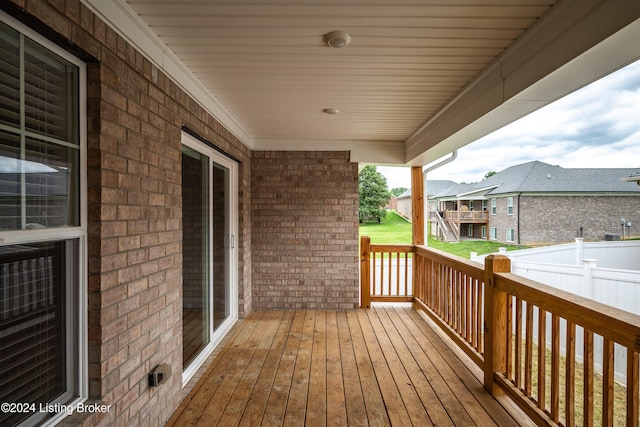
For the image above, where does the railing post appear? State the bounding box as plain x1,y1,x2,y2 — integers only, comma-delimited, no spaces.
483,254,511,395
360,236,371,308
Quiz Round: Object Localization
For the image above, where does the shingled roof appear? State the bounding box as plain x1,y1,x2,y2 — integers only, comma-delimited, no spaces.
434,161,640,198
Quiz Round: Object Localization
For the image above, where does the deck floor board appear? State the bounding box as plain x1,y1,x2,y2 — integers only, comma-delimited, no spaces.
168,306,524,426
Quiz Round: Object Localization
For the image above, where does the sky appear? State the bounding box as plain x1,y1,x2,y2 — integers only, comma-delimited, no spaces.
379,59,640,190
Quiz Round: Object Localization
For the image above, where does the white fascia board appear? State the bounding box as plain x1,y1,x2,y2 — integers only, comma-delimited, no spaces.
519,192,640,197
405,0,640,166
457,185,500,198
80,0,254,148
253,138,405,164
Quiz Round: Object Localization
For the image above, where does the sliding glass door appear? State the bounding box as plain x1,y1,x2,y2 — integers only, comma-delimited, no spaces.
181,132,237,382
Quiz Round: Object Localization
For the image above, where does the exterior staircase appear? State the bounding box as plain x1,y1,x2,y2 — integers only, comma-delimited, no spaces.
432,211,458,242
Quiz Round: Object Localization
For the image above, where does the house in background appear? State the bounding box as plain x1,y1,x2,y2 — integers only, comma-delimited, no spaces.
385,194,397,212
1,1,640,426
430,161,640,244
397,180,457,222
396,189,412,219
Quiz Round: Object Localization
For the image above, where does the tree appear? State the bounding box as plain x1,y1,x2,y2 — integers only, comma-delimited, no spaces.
358,166,391,223
484,171,497,179
390,187,408,197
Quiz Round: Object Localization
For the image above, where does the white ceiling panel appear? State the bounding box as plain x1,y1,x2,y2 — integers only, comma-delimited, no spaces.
79,1,640,164
123,0,554,145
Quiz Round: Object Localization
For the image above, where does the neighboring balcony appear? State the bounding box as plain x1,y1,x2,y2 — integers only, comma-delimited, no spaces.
444,209,489,223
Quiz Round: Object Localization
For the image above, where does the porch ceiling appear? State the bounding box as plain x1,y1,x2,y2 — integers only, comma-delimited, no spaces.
83,0,640,165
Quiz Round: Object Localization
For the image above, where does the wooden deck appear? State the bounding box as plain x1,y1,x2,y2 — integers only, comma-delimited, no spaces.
168,305,525,426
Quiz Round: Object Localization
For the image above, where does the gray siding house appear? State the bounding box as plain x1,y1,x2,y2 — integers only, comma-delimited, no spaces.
431,161,640,245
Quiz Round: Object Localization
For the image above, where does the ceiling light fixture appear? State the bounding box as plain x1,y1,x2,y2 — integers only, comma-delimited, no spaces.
322,108,340,115
323,31,351,48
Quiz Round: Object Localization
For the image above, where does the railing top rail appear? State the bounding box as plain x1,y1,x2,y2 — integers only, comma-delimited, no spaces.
369,243,415,253
496,272,640,350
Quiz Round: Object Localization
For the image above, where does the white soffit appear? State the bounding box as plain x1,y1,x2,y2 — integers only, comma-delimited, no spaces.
80,0,640,166
406,0,640,165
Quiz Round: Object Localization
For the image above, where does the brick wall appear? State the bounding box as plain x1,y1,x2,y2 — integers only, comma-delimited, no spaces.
2,1,252,426
519,195,640,244
251,151,360,310
487,196,519,243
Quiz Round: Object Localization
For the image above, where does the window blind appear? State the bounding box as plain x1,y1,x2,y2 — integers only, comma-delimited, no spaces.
0,241,67,426
0,21,79,231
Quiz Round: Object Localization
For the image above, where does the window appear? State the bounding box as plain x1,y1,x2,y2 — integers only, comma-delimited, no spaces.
469,201,474,211
481,226,487,239
490,198,496,215
467,224,473,237
506,228,515,242
490,227,497,240
482,200,487,211
0,15,86,426
507,197,514,215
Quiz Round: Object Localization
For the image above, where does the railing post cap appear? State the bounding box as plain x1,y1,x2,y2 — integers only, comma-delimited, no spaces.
484,253,510,260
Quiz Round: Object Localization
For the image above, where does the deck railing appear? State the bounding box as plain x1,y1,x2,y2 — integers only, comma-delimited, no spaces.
443,210,488,222
360,236,640,426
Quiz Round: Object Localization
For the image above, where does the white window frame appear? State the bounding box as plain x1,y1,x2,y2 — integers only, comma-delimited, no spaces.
507,197,514,215
481,225,487,239
0,11,88,426
506,228,515,242
490,198,497,215
467,224,473,237
490,227,498,240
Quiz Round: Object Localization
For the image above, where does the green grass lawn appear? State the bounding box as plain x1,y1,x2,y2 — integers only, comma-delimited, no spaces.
359,212,413,244
359,211,529,258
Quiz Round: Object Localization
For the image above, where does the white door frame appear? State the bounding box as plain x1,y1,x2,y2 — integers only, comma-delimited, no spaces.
181,131,239,386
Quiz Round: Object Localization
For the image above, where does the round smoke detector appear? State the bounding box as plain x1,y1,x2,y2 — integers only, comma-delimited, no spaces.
323,31,351,48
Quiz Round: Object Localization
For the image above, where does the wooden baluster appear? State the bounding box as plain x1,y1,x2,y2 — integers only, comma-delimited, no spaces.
466,275,472,343
360,236,371,308
403,252,408,297
565,322,576,427
478,279,485,354
506,294,513,382
551,314,560,422
538,308,546,411
627,347,639,427
584,331,594,427
525,303,533,396
380,253,385,296
395,253,400,296
372,249,377,297
387,252,392,296
515,297,522,387
602,338,614,426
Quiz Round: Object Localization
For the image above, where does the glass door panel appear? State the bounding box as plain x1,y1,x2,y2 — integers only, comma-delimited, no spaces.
181,146,210,368
212,164,229,330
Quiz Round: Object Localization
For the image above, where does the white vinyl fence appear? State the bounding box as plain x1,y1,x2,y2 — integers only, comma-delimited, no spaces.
473,239,640,384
